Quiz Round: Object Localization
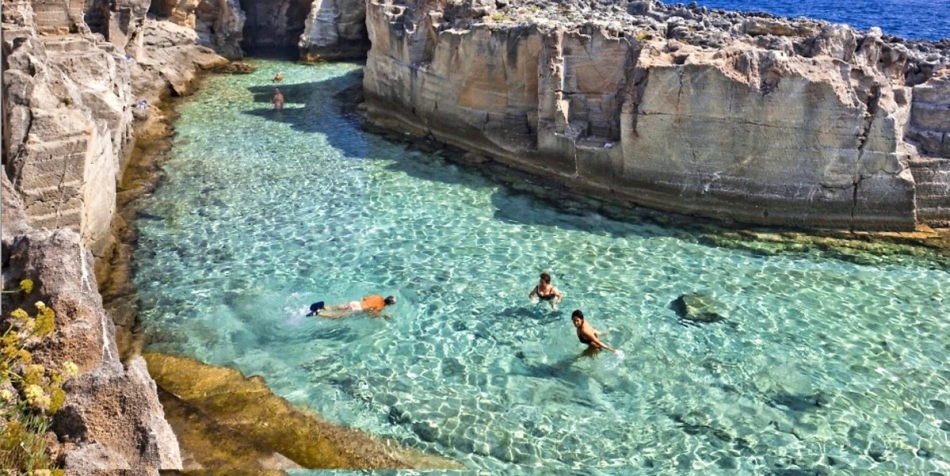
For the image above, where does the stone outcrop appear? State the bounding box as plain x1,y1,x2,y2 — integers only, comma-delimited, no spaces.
2,0,226,470
362,0,950,231
146,353,463,470
1,224,182,471
298,0,369,61
149,0,246,59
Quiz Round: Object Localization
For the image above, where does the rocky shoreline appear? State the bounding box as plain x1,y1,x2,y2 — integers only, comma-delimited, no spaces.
362,0,950,231
2,0,949,470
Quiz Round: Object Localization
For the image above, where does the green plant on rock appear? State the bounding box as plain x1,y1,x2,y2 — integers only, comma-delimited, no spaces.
0,279,75,473
491,12,509,22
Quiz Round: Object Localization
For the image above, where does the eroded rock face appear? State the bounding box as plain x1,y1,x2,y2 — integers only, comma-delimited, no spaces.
1,229,182,472
298,0,369,61
3,23,134,259
362,0,950,230
240,0,312,53
2,0,229,471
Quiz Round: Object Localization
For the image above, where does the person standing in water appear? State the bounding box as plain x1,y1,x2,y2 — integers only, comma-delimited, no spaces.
571,309,616,354
272,88,284,110
529,272,563,309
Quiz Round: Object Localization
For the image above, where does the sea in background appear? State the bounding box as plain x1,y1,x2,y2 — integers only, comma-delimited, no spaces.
131,59,950,473
693,0,949,41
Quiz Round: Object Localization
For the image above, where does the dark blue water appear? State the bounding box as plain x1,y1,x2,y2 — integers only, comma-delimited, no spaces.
692,0,950,40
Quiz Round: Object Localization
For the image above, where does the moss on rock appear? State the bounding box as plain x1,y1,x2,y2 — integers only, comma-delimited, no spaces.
144,352,463,471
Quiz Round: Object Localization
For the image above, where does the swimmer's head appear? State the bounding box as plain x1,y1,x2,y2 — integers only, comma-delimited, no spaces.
571,309,584,327
385,296,397,305
539,272,551,284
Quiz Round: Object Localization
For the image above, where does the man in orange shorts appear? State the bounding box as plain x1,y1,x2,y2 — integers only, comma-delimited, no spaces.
308,295,396,319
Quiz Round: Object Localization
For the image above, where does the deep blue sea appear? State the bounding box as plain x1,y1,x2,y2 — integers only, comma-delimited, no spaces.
692,0,949,40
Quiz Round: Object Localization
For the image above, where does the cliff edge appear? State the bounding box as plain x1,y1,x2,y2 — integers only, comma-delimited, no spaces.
362,0,950,230
2,0,226,469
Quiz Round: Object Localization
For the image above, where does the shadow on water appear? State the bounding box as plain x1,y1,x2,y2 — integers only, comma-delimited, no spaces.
242,68,370,160
239,63,948,271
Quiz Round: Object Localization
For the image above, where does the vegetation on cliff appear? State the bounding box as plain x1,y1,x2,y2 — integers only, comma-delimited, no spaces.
0,279,76,472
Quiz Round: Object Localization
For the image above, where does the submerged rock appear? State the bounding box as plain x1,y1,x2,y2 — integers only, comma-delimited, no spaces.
670,293,726,324
144,352,463,470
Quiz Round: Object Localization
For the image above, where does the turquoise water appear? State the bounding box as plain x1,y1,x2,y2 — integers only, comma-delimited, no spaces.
133,59,950,473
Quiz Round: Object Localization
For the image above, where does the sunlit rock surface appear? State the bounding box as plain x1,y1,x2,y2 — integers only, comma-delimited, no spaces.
145,353,463,470
363,0,950,230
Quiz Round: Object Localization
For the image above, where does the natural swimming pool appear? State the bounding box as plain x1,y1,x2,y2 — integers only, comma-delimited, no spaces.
133,59,950,473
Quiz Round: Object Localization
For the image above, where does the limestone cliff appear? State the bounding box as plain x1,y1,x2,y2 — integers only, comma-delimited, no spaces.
362,0,950,230
2,0,226,470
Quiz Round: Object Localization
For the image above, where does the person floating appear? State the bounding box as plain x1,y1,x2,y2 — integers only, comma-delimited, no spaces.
571,309,616,353
528,272,563,309
273,71,283,82
272,88,284,110
308,295,397,319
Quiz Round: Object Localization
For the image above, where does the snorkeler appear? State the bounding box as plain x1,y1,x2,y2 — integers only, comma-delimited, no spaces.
308,295,396,319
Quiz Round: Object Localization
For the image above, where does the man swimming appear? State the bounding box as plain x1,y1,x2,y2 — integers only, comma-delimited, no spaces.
571,309,616,353
308,295,396,319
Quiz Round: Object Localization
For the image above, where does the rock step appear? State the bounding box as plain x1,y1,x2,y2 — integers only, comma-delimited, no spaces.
26,208,83,231
27,129,89,148
43,37,117,58
20,179,83,197
910,156,950,225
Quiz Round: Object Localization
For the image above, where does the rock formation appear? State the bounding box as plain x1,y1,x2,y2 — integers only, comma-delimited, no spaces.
299,0,369,61
1,216,182,470
362,0,950,230
2,0,226,470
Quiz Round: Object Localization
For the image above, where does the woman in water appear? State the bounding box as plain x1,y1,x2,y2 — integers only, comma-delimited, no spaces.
571,309,616,354
528,272,563,309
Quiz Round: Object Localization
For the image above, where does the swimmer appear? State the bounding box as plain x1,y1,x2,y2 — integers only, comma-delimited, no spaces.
272,88,284,110
274,71,283,82
571,309,616,353
528,272,563,309
308,295,396,319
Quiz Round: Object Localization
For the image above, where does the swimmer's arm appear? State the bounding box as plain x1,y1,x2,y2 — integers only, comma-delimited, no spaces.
552,287,564,303
590,334,616,353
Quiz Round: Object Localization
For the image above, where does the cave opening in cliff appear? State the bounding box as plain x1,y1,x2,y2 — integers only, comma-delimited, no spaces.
239,0,312,58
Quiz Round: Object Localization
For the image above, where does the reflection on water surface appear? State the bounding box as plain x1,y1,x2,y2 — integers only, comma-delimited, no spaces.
133,59,950,473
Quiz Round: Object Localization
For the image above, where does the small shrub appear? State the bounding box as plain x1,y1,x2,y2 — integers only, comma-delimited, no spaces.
0,279,75,472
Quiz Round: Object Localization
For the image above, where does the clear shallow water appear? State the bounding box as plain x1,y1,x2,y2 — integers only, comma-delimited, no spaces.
133,59,950,473
692,0,950,41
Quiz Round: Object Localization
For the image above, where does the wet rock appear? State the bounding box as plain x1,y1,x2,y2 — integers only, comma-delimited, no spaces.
670,293,725,324
768,391,829,412
211,61,255,74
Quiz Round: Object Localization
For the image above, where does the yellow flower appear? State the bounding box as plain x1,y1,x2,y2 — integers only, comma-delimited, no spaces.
16,348,32,364
31,394,51,412
0,389,12,402
63,361,78,378
35,305,55,337
23,384,43,401
24,364,46,386
34,300,46,308
49,387,66,414
19,279,34,294
9,308,28,321
33,470,51,476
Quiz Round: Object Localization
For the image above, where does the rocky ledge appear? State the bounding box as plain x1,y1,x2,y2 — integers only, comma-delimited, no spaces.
362,0,950,231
